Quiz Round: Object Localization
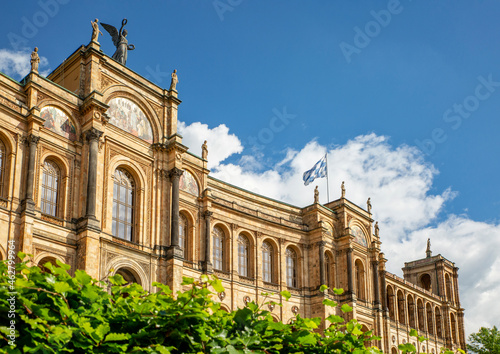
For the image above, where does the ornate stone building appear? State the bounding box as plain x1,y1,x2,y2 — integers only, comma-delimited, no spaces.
0,39,465,352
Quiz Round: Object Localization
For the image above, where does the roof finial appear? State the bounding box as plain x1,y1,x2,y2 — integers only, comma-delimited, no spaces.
314,185,319,204
426,238,432,258
341,181,345,198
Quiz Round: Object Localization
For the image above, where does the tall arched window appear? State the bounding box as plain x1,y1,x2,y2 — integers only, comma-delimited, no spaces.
417,299,425,332
435,307,443,338
407,295,416,328
262,241,273,283
41,160,60,216
445,273,453,303
0,140,5,196
112,169,134,241
426,303,434,335
286,248,297,288
325,253,332,288
238,235,249,277
179,213,188,258
397,290,406,324
355,259,365,300
213,226,224,271
450,313,457,343
387,286,395,320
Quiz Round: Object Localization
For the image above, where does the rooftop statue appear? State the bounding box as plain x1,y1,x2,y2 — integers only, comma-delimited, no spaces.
101,19,135,66
91,18,103,43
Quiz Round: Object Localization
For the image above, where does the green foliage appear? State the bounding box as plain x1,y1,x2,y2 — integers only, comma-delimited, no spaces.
467,326,500,354
0,254,458,353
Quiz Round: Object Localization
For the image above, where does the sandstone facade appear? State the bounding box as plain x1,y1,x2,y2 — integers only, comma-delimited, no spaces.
0,41,465,352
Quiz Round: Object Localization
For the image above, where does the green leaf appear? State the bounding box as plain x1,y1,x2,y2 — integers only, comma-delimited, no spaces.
319,284,328,292
280,290,291,301
212,278,225,293
54,281,73,295
75,270,92,286
332,288,344,295
181,276,194,285
341,304,353,313
104,332,131,342
326,315,344,323
322,298,337,307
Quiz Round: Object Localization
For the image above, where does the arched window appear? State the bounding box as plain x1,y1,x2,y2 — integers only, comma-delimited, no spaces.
417,299,425,332
238,235,249,277
387,286,395,320
112,169,134,241
354,259,365,300
421,273,432,291
213,226,225,271
179,213,188,258
286,248,297,288
38,256,58,273
41,160,60,216
435,307,443,338
325,253,332,288
115,268,140,285
391,347,398,354
445,273,454,303
262,241,273,283
397,290,406,324
450,313,457,343
0,140,5,196
426,303,434,335
407,295,416,329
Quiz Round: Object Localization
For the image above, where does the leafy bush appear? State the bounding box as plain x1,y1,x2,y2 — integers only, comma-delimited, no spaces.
0,254,456,353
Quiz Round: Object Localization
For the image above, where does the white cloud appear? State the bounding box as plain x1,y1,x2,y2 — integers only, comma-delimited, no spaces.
179,121,500,335
0,48,49,79
178,121,243,169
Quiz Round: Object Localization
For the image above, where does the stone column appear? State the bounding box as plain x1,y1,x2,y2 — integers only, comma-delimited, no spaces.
85,128,102,219
373,260,380,305
204,210,213,272
319,241,326,287
346,248,353,294
168,167,183,251
23,135,40,210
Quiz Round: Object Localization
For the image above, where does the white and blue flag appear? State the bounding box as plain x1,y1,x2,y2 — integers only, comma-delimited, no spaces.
302,154,327,186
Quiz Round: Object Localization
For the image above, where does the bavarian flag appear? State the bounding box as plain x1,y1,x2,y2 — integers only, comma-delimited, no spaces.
302,154,327,186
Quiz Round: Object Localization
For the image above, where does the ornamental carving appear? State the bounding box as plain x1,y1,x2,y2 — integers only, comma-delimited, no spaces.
100,74,116,92
291,306,299,314
37,91,48,104
0,95,21,112
243,296,251,305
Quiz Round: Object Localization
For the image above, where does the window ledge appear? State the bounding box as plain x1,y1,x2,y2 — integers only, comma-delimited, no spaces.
40,213,64,226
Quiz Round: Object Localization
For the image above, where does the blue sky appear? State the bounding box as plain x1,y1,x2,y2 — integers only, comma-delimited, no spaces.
1,0,499,335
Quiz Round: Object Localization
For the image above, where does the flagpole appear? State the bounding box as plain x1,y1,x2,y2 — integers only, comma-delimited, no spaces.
325,153,330,203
